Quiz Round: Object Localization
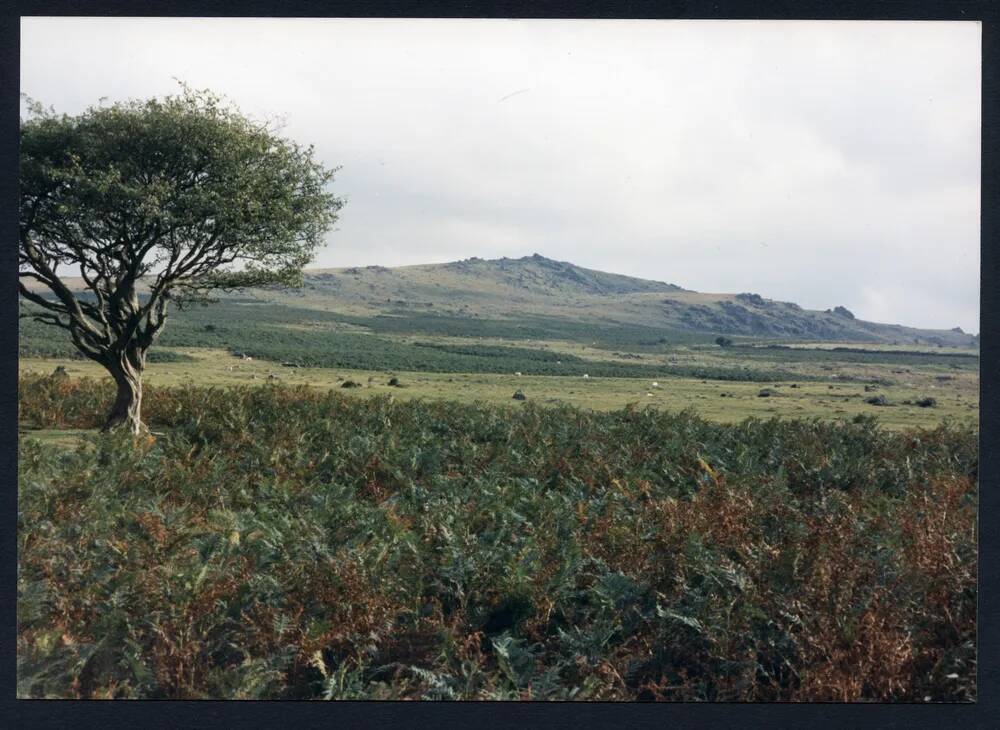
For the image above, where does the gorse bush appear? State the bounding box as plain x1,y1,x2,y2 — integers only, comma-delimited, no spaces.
18,376,977,700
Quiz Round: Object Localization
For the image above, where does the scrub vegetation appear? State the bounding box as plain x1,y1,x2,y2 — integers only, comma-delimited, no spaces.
18,378,977,700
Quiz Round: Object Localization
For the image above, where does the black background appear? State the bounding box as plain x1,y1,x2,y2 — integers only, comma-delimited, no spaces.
1,2,995,728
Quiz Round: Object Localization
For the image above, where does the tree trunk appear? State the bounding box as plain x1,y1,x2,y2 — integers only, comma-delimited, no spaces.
103,358,144,435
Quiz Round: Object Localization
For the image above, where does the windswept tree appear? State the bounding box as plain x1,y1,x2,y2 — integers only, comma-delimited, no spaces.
19,88,343,433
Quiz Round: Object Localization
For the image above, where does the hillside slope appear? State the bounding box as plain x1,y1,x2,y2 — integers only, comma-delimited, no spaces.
23,253,976,346
272,254,973,346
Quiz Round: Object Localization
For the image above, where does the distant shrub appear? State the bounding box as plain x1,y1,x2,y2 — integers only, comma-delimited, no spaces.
735,293,765,306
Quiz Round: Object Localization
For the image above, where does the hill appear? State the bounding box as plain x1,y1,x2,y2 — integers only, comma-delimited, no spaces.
21,253,976,348
267,254,973,347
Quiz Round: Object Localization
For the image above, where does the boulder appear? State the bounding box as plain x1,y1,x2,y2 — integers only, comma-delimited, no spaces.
736,292,766,306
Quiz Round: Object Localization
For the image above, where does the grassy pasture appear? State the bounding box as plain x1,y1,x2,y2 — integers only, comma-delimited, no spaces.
20,292,979,432
18,343,977,431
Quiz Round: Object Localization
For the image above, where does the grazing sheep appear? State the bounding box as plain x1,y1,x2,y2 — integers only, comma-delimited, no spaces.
515,372,522,377
651,381,660,388
582,374,589,379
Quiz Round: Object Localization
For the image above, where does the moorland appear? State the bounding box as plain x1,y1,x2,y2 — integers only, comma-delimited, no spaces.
17,254,979,700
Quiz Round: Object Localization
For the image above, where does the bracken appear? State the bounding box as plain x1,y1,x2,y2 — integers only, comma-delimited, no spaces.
17,377,977,700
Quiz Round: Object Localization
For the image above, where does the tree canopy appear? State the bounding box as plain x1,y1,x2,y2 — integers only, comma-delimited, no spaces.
19,87,343,431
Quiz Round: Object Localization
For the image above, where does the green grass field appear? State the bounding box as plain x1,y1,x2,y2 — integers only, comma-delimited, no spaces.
19,338,978,433
19,270,979,434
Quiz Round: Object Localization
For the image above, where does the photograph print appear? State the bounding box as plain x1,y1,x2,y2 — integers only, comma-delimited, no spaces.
17,17,980,701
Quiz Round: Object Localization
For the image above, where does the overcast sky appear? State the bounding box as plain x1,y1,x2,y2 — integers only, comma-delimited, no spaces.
21,18,981,332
